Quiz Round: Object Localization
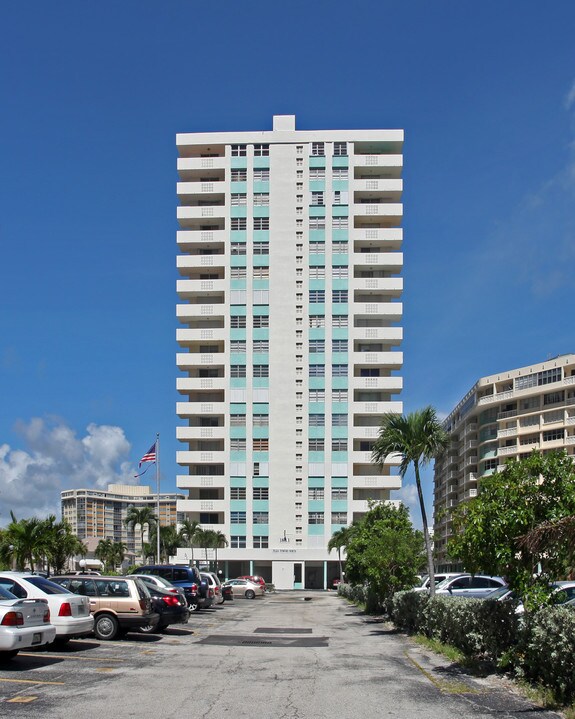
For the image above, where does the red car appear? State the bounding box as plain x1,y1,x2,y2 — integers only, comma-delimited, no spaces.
237,575,266,590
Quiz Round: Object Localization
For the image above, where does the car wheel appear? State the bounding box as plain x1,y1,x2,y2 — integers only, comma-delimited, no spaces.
245,589,256,599
94,613,119,641
0,650,18,660
52,637,71,647
139,622,160,634
188,601,199,612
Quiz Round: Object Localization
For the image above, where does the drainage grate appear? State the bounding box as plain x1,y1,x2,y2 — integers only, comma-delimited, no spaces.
241,640,273,646
254,627,312,634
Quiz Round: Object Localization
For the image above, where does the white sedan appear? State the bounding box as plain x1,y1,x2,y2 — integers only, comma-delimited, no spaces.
0,573,93,644
0,584,56,659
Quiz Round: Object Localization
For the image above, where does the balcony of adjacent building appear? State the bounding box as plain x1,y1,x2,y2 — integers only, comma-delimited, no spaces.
177,158,225,181
352,390,402,416
176,141,226,160
176,337,225,360
351,176,403,196
350,227,403,250
176,363,226,394
177,228,227,250
177,201,226,229
176,260,225,283
352,290,403,323
350,324,403,346
176,416,226,443
176,466,225,489
350,369,402,394
352,144,403,175
177,180,227,202
177,440,226,465
351,271,403,298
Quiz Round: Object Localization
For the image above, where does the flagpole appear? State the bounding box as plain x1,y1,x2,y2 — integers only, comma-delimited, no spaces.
156,433,161,564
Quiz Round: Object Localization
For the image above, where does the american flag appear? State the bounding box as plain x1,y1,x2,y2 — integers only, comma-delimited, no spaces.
139,442,157,466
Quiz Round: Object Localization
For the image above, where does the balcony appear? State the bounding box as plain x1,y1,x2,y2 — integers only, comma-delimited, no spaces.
498,445,518,456
176,279,226,296
176,426,226,442
173,304,225,320
353,154,403,172
352,178,403,196
177,450,226,465
175,377,226,392
351,351,403,368
177,229,227,247
350,426,379,440
350,327,403,344
176,474,225,490
177,156,226,174
353,302,403,321
351,376,403,392
350,277,403,296
177,206,226,228
176,353,225,370
350,227,403,248
353,203,403,226
350,475,401,490
354,400,403,415
176,401,227,417
174,323,226,342
177,181,226,198
177,498,227,514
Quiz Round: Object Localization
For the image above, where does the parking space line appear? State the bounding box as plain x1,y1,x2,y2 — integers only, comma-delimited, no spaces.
0,678,65,686
7,696,38,703
19,653,123,663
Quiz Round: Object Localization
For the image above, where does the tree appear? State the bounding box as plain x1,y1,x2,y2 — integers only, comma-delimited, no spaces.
195,528,217,567
95,539,114,572
327,525,356,583
449,450,575,609
149,525,180,563
344,502,425,612
211,530,228,571
124,506,157,561
0,513,43,571
178,518,201,565
372,406,448,596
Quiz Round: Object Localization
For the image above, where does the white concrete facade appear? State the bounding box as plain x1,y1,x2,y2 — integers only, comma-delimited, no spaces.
175,115,404,589
434,354,575,570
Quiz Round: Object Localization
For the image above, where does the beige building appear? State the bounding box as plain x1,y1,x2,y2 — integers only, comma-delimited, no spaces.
61,484,184,563
434,354,575,570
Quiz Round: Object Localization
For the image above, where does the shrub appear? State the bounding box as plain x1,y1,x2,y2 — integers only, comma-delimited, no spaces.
390,590,429,633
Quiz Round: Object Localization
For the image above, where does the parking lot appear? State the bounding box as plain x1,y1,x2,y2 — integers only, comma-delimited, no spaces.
0,592,564,719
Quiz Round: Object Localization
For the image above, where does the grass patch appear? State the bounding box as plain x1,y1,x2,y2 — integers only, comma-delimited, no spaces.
411,634,465,664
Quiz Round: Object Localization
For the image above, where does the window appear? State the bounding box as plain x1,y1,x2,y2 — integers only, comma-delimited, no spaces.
332,315,348,328
309,315,325,328
230,439,246,451
332,167,348,180
308,512,324,524
230,487,246,500
332,290,348,303
309,340,325,353
332,414,347,426
254,217,270,230
231,193,247,206
331,512,347,524
309,290,325,303
230,340,246,353
516,368,562,390
310,168,325,180
544,410,563,423
333,142,347,156
231,218,247,231
231,242,246,255
253,315,269,328
309,266,325,279
253,511,269,524
332,265,348,278
231,316,246,328
253,439,269,451
308,488,324,500
331,487,348,500
332,340,348,352
253,536,269,548
332,240,348,252
254,169,270,182
231,535,246,548
332,364,348,377
332,389,348,402
253,193,269,206
309,389,325,402
231,267,247,279
309,241,325,254
544,391,564,406
231,144,247,157
230,511,247,523
311,191,325,206
543,428,565,442
309,365,325,377
309,438,325,451
253,365,269,378
309,217,326,230
253,266,269,279
332,217,349,230
483,458,498,471
231,169,247,181
309,414,325,426
332,439,347,451
230,365,246,378
253,487,269,500
311,142,325,157
253,143,269,156
230,414,246,426
253,242,269,255
253,414,269,427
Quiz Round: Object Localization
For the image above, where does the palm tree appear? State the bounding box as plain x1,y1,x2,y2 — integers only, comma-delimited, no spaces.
1,513,43,571
372,406,449,597
124,506,157,561
212,530,228,571
327,525,355,583
95,539,114,572
148,525,180,563
195,528,217,568
178,518,201,565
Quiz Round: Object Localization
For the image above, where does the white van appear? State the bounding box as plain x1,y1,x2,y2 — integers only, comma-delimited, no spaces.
200,571,224,605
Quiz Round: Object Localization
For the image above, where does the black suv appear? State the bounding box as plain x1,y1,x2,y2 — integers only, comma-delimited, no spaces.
137,565,212,611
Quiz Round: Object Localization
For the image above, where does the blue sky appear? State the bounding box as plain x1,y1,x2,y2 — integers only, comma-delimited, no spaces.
1,1,574,526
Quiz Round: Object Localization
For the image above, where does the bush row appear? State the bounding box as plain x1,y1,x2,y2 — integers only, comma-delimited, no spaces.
389,590,575,704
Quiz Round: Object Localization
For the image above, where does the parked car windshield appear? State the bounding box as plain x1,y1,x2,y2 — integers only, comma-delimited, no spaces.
26,576,72,594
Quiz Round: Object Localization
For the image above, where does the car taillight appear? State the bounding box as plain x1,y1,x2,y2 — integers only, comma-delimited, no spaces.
43,609,51,623
215,587,220,594
1,611,24,627
58,602,72,617
162,595,180,607
190,583,198,592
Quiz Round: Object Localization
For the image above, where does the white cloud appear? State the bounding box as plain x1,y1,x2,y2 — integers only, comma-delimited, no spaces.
0,418,138,525
394,483,422,528
565,80,575,111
